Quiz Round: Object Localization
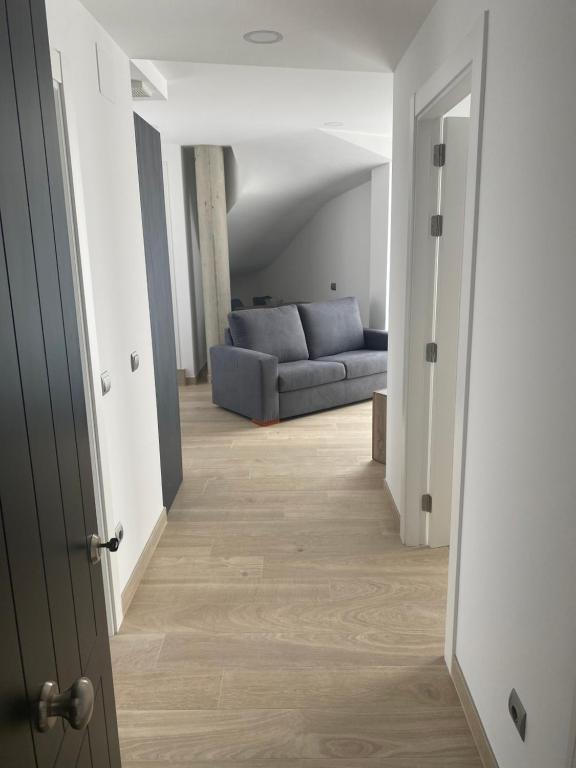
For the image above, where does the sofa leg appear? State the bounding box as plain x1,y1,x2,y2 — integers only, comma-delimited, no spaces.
252,418,280,427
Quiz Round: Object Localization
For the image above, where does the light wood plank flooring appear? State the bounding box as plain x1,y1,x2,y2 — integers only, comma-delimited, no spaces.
111,384,480,767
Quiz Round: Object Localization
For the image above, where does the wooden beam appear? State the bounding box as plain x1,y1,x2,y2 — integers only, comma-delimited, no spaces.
194,146,231,374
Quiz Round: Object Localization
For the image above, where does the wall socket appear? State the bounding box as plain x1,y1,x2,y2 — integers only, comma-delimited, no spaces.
330,282,337,291
114,522,124,544
508,688,527,741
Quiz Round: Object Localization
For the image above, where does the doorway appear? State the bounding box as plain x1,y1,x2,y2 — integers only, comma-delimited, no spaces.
401,11,488,666
52,62,118,635
427,98,471,549
404,78,472,551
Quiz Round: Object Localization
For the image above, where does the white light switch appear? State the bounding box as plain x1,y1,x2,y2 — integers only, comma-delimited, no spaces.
100,371,111,395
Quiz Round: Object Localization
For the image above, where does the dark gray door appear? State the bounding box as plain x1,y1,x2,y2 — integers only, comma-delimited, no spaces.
0,0,121,765
134,113,183,509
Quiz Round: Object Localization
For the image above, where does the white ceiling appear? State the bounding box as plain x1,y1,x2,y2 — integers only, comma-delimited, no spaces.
81,1,423,273
80,0,435,72
140,62,392,147
134,63,393,273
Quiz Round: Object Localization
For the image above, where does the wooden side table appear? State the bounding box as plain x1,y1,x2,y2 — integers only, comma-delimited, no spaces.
372,389,387,464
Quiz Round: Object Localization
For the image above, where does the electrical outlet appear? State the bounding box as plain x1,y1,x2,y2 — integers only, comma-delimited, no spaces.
114,522,124,544
330,282,337,291
508,689,527,741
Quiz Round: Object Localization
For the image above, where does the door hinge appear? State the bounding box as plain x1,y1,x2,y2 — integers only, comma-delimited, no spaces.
421,493,433,513
425,342,438,363
433,143,446,167
430,214,443,237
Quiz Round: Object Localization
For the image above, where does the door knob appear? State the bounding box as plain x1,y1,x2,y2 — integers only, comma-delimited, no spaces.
88,533,120,564
36,677,94,733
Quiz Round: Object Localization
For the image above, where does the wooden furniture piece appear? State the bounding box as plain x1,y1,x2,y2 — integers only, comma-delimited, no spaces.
372,388,388,464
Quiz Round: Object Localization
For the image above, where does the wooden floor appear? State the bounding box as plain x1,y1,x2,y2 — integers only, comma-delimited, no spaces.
111,384,480,767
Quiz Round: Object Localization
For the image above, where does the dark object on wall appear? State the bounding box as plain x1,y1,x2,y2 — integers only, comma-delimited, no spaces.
508,689,527,741
134,113,183,509
0,0,120,763
231,297,244,310
253,295,272,306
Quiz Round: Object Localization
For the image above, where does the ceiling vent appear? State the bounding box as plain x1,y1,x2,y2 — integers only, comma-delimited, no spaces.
131,78,153,99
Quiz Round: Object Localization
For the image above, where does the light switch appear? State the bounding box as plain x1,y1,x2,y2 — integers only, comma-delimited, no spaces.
100,371,111,396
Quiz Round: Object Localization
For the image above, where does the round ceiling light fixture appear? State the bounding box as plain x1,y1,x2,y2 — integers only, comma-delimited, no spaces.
323,121,345,128
243,29,284,44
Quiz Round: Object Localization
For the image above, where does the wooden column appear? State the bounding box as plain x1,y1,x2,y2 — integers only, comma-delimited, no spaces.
194,145,231,375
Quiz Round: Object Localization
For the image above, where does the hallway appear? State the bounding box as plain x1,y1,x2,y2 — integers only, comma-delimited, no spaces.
111,384,480,765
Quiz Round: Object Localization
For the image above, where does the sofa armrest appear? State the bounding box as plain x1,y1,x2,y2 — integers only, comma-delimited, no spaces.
210,345,279,422
363,328,388,351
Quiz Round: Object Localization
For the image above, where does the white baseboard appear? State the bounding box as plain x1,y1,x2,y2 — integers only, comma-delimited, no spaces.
383,478,401,529
120,507,167,618
451,655,499,768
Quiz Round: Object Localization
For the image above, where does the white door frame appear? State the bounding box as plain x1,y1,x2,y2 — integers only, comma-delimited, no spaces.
51,49,123,634
401,11,489,665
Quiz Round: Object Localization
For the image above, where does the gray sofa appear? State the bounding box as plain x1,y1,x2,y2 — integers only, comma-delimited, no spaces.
210,297,388,424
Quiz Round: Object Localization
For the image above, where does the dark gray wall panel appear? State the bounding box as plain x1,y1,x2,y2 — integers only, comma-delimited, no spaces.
134,113,183,509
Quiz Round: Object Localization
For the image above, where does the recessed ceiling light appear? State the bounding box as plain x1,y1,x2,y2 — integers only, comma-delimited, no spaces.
323,121,345,128
243,29,284,44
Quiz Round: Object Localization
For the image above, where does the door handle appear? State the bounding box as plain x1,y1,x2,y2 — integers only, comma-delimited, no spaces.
87,533,120,564
36,677,94,733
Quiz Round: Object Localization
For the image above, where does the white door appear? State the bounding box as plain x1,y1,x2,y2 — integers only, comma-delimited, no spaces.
404,116,442,545
427,116,470,547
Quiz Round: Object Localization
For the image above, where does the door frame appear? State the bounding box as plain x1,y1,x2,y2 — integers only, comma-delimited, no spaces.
50,48,122,632
401,11,488,665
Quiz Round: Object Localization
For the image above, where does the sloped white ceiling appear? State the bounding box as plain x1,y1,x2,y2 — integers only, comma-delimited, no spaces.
80,0,435,72
227,131,387,273
134,62,393,274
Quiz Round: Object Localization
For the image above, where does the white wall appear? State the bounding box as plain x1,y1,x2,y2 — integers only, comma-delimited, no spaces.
388,2,576,766
161,142,196,378
46,0,164,619
230,271,262,309
369,164,390,329
232,176,388,326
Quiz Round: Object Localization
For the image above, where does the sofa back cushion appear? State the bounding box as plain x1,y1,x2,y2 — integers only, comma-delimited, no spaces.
298,297,364,358
228,304,309,362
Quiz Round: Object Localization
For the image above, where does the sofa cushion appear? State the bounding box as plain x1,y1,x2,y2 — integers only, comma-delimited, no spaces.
298,297,364,358
317,350,388,380
228,305,309,363
277,360,346,393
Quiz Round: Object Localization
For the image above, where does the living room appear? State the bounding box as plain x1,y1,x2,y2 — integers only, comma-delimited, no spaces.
135,58,392,381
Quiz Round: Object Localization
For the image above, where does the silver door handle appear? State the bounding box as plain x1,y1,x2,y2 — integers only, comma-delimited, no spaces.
36,677,94,733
